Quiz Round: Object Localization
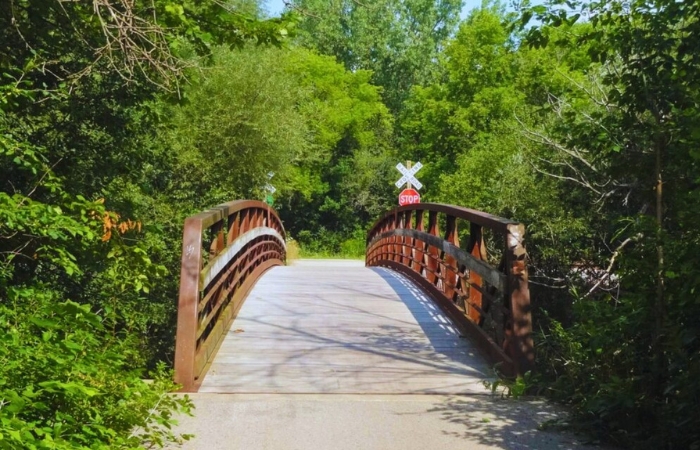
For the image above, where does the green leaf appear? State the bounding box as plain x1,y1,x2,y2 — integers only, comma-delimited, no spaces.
29,317,59,329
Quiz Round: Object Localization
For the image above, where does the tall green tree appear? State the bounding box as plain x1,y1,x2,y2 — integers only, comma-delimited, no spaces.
0,0,292,446
399,7,520,191
275,48,395,253
161,46,310,210
518,0,700,446
401,8,598,318
290,0,463,112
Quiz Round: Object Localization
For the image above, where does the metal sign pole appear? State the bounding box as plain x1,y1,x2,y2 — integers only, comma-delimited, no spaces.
406,160,412,190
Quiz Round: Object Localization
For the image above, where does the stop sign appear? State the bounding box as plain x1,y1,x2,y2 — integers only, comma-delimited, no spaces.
399,188,421,206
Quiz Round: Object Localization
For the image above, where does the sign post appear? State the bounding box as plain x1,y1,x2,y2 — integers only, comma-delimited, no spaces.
395,161,423,206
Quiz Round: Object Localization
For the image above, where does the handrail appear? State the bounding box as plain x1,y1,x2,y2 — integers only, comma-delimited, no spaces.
366,203,533,376
174,200,286,392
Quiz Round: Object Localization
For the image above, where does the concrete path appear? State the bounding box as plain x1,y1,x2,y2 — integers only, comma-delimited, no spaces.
172,260,603,449
172,393,601,450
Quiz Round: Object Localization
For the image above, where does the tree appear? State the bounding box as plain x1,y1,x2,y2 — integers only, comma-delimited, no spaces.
290,0,463,112
399,7,521,192
161,46,310,210
274,48,395,253
518,0,700,446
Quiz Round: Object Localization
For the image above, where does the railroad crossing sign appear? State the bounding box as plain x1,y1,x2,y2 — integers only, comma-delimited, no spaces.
264,172,276,193
395,161,423,190
264,172,276,205
399,188,421,206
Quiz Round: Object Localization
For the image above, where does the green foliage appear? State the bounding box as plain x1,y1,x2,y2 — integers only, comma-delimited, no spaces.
162,45,310,208
0,1,296,445
272,48,396,247
149,43,394,258
0,138,192,448
291,0,462,112
399,7,524,193
0,299,192,449
485,371,535,399
296,228,367,259
402,8,594,285
511,0,700,447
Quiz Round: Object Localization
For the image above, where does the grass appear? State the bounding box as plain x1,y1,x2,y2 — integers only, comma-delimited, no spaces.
285,239,301,264
286,234,367,261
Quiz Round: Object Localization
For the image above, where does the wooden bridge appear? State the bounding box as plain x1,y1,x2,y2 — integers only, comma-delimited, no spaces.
170,201,564,449
174,200,533,393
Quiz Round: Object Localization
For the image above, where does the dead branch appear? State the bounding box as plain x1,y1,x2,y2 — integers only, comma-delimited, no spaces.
555,67,614,111
529,159,602,195
515,114,599,172
48,0,186,89
582,236,635,299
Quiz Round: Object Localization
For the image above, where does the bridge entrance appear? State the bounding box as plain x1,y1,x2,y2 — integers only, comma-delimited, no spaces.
169,201,606,450
173,201,532,392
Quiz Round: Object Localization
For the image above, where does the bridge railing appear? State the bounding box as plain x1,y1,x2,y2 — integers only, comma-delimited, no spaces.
366,203,533,376
174,200,286,391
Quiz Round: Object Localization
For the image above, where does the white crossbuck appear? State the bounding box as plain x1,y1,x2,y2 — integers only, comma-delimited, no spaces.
395,162,423,190
265,172,276,194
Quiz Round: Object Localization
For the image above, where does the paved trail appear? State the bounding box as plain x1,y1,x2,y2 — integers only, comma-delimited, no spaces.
172,260,602,450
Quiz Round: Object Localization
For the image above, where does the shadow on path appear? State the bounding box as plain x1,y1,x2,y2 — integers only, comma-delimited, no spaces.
420,395,609,449
370,267,488,369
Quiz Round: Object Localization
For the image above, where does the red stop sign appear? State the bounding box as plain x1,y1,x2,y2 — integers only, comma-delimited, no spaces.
399,188,421,206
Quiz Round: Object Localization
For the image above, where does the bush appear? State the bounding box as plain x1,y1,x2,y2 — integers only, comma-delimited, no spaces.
0,141,192,449
0,298,193,449
296,228,366,258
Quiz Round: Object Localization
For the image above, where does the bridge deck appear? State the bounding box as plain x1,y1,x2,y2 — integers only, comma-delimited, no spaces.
200,260,491,394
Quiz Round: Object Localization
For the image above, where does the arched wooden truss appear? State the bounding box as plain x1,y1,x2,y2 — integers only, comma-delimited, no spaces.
366,203,533,376
174,200,286,392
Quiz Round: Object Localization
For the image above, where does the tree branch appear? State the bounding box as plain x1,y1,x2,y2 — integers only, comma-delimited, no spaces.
582,236,635,299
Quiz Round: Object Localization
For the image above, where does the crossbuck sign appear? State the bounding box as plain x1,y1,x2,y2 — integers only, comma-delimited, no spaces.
264,171,276,194
395,162,423,190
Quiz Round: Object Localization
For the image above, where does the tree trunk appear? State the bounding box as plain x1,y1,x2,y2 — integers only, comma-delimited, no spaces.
653,132,667,438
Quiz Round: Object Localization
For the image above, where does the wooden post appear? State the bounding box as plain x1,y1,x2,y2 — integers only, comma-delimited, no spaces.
505,223,534,374
174,218,203,392
444,215,459,302
467,223,486,323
